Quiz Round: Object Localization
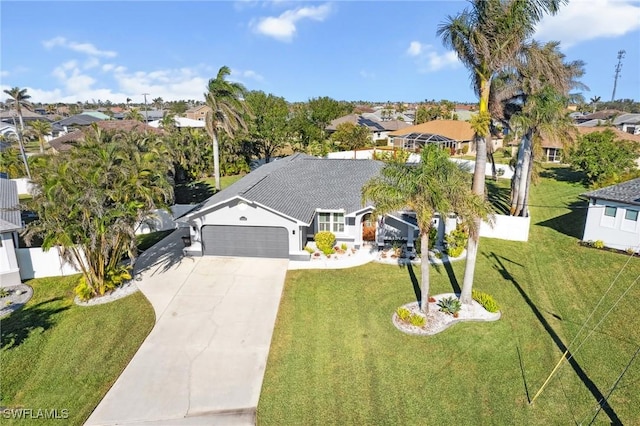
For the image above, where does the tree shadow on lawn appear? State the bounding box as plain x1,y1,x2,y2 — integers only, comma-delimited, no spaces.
486,179,511,215
487,251,622,424
400,261,461,309
539,167,587,184
1,297,69,350
536,199,588,240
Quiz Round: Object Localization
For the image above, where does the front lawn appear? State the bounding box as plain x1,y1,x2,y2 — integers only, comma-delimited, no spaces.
1,276,154,424
258,166,640,424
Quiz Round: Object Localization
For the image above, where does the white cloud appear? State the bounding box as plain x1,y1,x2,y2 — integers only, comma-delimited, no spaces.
536,0,640,47
406,42,460,73
252,3,332,42
43,36,117,58
407,41,423,57
0,70,9,78
241,70,264,81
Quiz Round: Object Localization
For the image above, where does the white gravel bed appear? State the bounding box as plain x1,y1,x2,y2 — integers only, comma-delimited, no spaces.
75,280,139,306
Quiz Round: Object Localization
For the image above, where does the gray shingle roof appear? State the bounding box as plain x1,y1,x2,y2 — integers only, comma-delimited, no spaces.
583,178,640,206
0,178,22,232
56,114,103,126
190,154,384,224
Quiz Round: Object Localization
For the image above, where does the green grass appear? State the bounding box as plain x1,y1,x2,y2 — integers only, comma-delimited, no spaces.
1,276,155,425
136,229,174,252
258,166,640,425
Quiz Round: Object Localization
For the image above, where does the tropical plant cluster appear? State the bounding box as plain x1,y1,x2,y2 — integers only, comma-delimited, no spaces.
23,125,173,299
445,227,468,258
471,290,500,313
437,296,462,316
395,307,427,328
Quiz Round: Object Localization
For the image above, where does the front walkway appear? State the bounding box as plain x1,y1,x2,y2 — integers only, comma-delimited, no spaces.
86,230,288,425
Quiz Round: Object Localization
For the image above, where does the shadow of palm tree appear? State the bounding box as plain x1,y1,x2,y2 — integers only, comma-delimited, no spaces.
539,167,586,183
486,251,622,424
133,228,193,277
536,199,588,239
1,298,69,350
486,179,511,215
173,181,215,204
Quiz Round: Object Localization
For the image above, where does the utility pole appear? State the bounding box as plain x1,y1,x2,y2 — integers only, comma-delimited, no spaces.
611,50,625,102
142,93,149,122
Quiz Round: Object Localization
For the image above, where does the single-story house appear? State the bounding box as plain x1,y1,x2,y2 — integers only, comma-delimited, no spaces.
582,178,640,252
325,114,411,144
390,120,491,154
180,154,418,260
613,113,640,135
0,178,22,286
48,120,162,153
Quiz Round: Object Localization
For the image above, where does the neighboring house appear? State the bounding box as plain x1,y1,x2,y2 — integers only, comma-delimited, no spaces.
389,120,491,154
0,178,22,287
613,113,640,135
0,109,50,126
81,111,112,120
582,178,640,252
185,105,212,122
326,114,411,144
148,116,206,129
48,120,162,153
56,114,104,128
180,154,416,260
0,123,18,140
574,110,620,124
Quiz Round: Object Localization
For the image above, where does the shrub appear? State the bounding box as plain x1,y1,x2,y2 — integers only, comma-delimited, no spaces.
0,288,9,298
304,245,315,254
340,243,348,251
447,246,464,258
314,231,336,253
593,240,605,249
428,226,437,249
437,296,462,316
409,313,426,327
461,145,469,155
414,237,421,255
396,306,411,322
472,290,500,313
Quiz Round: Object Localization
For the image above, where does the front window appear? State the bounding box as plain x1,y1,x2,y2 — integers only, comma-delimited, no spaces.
604,206,617,217
318,212,345,233
625,209,638,221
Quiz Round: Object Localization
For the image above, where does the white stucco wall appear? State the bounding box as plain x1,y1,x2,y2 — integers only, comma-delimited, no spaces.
1,232,21,286
582,200,640,252
11,178,35,195
196,199,300,253
480,214,530,242
15,247,82,280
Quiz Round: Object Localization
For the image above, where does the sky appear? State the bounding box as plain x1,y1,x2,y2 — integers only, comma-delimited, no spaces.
1,0,639,105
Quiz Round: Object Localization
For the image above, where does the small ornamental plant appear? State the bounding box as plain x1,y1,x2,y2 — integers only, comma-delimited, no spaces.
437,296,462,316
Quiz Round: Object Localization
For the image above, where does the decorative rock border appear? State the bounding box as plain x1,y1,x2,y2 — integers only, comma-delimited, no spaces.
392,293,501,336
74,281,139,307
0,284,34,318
376,249,467,266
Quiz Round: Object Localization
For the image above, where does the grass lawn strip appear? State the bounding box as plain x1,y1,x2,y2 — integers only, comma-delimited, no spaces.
258,165,640,424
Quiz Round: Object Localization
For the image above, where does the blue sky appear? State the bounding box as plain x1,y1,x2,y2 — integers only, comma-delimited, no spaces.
1,1,639,105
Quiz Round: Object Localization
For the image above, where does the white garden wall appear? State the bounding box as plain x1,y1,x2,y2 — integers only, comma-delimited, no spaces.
480,214,530,242
16,247,82,280
11,178,35,195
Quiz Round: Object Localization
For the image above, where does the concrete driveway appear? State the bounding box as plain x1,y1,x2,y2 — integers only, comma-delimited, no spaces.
86,230,288,425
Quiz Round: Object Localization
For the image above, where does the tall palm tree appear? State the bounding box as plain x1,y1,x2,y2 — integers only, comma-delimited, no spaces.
204,65,249,190
438,0,565,304
3,86,33,178
152,97,164,110
490,40,586,216
590,95,601,113
29,120,52,153
362,145,490,313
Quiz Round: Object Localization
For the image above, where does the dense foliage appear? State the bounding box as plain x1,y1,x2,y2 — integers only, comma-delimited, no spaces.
24,125,173,299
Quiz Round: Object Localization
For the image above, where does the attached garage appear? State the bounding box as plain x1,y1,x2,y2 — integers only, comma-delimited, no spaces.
201,225,289,258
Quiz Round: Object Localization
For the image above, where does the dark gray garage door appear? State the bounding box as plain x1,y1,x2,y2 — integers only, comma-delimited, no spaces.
201,225,289,258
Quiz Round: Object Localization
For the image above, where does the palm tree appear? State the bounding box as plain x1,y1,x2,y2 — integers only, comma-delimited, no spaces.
126,97,132,108
29,120,52,153
438,0,565,304
204,65,249,190
362,145,490,313
3,86,33,178
152,97,164,110
125,108,145,122
590,96,601,113
0,147,26,178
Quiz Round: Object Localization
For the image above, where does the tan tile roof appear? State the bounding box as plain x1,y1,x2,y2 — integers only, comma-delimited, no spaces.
48,120,162,153
390,120,475,141
539,126,640,149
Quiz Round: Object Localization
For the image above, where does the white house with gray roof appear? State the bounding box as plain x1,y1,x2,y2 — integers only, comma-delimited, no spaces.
582,178,640,252
0,178,22,286
180,154,417,260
